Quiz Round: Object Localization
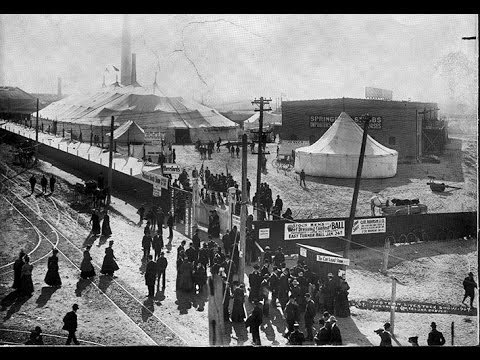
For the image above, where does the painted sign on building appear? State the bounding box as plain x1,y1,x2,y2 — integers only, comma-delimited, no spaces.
162,163,181,174
309,115,383,130
284,221,345,240
142,170,170,190
352,217,386,235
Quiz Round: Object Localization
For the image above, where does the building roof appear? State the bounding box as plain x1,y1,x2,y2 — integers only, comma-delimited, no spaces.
37,87,240,131
0,86,38,114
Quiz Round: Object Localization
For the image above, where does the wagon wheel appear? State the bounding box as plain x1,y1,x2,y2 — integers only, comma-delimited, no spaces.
398,233,407,244
385,236,395,245
407,232,417,243
413,229,424,242
436,228,447,241
421,230,430,242
446,228,455,240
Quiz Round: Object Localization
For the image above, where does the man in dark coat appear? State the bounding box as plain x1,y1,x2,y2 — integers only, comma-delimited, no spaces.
273,247,285,268
145,255,157,297
274,195,283,214
427,322,446,346
40,175,48,194
375,322,393,346
49,174,56,194
62,303,80,345
248,265,262,302
268,268,280,308
28,174,36,194
156,252,168,291
152,229,164,261
314,318,331,346
288,323,305,345
328,316,342,345
299,169,306,187
284,295,300,338
246,300,263,345
222,230,232,256
279,268,291,310
304,293,317,341
185,242,198,263
166,211,174,240
97,173,104,190
462,271,477,308
323,273,337,314
198,242,210,268
142,233,152,261
192,228,201,250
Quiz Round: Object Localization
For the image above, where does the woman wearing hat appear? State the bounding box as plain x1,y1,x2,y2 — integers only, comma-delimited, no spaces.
101,210,112,238
80,245,96,279
100,240,119,276
44,248,62,287
89,209,101,236
12,249,26,289
230,281,246,323
19,255,34,296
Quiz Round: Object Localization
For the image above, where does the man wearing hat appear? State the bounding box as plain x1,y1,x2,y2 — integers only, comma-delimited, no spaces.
273,247,285,268
323,273,337,315
314,318,331,346
288,323,305,345
263,246,273,265
304,293,317,341
427,322,445,346
62,304,80,345
462,271,477,309
25,326,44,345
283,294,300,338
245,300,263,345
374,322,392,346
248,264,262,303
278,268,290,310
328,316,342,345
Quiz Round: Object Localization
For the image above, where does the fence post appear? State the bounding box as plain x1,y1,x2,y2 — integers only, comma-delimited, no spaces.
390,276,397,335
382,237,391,273
451,321,454,346
130,167,132,176
88,153,90,161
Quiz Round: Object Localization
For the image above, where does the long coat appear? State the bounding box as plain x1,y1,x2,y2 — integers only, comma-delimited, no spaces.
248,271,262,301
80,250,96,279
44,255,62,286
101,214,112,237
19,263,34,296
12,258,24,289
90,212,101,235
177,260,194,292
145,260,157,286
231,287,246,322
100,247,119,275
330,324,342,345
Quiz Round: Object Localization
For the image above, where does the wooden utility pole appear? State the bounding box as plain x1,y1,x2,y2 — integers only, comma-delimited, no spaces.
343,114,371,264
34,98,39,164
382,237,391,273
238,133,248,281
390,276,398,335
251,97,272,220
107,116,114,205
208,273,226,345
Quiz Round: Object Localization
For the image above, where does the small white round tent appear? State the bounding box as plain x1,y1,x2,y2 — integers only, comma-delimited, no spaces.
294,112,398,178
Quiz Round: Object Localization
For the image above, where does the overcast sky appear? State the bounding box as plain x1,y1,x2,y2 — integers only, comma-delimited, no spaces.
1,14,477,110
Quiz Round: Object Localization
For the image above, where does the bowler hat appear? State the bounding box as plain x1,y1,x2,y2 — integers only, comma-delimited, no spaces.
430,322,436,328
468,272,474,276
72,303,79,310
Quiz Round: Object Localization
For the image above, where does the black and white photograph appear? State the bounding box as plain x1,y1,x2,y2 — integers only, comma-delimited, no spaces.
0,13,477,348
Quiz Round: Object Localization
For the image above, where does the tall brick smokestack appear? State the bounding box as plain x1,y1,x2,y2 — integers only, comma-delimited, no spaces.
120,14,132,86
131,53,137,85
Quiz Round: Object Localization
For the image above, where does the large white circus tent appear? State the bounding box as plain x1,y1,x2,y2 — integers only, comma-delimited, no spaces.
294,112,398,178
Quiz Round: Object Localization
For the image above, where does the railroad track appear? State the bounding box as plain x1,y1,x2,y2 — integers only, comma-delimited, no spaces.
0,166,187,346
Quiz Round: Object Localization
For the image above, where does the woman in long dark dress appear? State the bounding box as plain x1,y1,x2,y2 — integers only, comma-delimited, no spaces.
230,282,246,322
80,245,96,279
19,255,34,296
90,210,101,236
44,248,62,287
177,258,194,292
100,240,119,276
101,212,112,237
12,250,25,289
334,276,351,318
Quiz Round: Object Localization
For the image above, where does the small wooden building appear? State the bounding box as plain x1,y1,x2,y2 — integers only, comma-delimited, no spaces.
297,243,350,283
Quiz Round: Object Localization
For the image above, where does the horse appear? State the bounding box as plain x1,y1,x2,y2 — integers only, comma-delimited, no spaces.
370,195,390,216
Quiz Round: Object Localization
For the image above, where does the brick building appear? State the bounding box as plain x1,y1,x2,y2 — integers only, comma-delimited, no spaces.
281,98,444,161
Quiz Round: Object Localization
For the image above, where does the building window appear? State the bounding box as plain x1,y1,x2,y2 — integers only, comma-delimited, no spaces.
388,136,396,145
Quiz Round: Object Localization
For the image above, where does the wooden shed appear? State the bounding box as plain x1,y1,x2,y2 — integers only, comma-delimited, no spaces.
297,243,350,283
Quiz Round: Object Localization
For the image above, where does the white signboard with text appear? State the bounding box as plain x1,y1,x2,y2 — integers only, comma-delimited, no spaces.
162,163,181,174
284,220,345,240
352,217,386,235
259,228,270,239
316,254,350,266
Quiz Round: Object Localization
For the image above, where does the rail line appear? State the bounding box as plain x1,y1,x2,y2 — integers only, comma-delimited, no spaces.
0,168,187,346
0,328,106,346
